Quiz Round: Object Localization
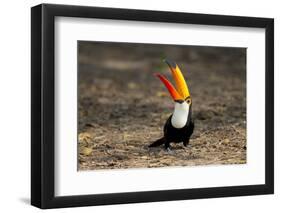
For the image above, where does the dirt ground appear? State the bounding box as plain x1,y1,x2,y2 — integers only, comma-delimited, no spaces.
78,42,246,171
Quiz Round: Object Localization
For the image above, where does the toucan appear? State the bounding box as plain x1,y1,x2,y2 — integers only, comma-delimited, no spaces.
149,59,194,151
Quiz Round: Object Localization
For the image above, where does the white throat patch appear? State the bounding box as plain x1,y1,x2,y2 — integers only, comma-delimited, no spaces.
171,102,189,129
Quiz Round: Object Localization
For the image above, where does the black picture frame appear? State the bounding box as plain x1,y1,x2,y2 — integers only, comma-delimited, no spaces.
31,3,274,209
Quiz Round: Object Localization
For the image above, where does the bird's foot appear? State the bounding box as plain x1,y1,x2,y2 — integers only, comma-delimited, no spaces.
165,147,174,154
183,144,192,149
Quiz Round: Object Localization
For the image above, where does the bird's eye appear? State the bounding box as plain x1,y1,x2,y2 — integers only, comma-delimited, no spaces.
186,99,191,104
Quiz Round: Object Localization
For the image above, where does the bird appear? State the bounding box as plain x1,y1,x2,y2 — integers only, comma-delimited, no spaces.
149,59,194,151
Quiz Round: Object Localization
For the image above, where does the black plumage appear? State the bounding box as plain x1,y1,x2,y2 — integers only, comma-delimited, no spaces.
149,105,194,150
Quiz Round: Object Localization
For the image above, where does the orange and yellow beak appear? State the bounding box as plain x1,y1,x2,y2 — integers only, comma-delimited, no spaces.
155,73,183,101
156,59,191,102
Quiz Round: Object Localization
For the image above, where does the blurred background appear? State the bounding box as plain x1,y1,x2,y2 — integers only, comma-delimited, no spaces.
78,41,246,170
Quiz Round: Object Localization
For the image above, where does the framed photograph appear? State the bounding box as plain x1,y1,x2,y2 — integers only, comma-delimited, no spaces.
31,3,274,209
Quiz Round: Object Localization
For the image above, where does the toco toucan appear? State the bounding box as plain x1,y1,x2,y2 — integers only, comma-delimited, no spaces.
149,59,194,151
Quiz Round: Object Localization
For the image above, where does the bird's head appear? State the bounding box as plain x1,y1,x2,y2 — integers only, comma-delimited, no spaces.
155,59,191,106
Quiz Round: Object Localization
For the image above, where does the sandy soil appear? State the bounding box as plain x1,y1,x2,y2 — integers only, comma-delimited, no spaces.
77,42,246,170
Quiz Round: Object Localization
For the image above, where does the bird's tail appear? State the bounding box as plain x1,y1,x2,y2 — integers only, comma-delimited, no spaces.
149,137,165,147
